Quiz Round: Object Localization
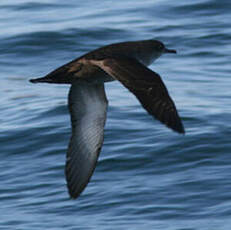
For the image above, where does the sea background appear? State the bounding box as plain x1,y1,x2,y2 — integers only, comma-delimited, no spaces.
1,0,231,229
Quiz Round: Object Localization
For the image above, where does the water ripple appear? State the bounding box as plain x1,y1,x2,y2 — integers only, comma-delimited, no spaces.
1,0,231,229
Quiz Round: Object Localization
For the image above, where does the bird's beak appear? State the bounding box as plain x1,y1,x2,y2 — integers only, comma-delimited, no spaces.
164,48,177,54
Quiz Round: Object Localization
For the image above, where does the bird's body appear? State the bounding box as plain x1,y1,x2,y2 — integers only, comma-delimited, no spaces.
30,40,164,84
30,39,184,199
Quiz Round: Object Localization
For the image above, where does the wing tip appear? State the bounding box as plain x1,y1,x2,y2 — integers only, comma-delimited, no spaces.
66,179,86,200
175,126,185,135
171,120,185,135
67,188,81,199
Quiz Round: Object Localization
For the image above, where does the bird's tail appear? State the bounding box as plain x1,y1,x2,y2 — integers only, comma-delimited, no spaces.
29,76,54,83
29,72,73,84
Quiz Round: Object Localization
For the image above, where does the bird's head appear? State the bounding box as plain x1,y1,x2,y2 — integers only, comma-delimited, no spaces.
151,40,177,56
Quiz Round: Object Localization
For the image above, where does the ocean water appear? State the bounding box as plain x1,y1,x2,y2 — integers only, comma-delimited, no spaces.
1,0,231,229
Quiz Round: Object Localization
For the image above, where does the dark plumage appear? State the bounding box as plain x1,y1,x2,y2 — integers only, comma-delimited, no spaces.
30,39,184,199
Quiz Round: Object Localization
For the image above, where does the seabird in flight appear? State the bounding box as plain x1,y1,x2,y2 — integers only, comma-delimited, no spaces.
30,39,185,199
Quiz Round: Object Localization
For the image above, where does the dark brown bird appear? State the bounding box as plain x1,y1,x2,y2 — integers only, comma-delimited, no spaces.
30,39,185,199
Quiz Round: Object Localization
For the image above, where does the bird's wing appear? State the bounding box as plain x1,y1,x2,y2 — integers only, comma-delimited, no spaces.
90,57,184,133
66,81,108,199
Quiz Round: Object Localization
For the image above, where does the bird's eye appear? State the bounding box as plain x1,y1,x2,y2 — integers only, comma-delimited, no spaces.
158,44,164,50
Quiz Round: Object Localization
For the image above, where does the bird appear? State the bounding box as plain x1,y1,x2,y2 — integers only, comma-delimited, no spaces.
30,39,185,199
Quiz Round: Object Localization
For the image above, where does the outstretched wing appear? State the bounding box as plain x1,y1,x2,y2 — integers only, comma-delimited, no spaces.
91,57,184,133
66,81,108,199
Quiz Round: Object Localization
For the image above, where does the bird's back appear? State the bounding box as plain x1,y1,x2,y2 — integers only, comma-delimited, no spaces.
83,40,160,66
30,40,161,84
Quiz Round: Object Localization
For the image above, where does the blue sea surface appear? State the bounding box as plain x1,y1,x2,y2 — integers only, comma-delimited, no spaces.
1,0,231,229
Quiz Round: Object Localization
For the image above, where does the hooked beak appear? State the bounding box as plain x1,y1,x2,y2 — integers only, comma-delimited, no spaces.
164,48,177,54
